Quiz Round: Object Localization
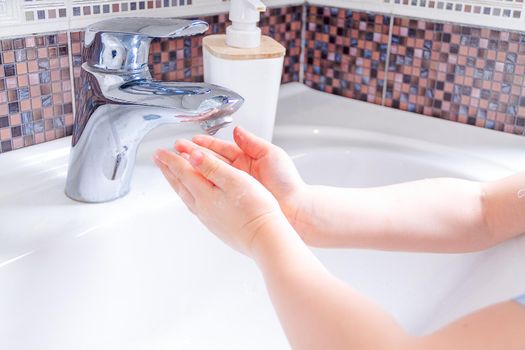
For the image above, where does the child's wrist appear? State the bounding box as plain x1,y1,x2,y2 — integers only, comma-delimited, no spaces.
248,213,301,262
286,185,314,239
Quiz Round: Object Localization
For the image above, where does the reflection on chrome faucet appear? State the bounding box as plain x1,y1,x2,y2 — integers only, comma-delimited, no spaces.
65,18,244,203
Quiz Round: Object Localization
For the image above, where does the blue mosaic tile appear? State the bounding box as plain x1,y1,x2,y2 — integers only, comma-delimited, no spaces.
304,6,390,104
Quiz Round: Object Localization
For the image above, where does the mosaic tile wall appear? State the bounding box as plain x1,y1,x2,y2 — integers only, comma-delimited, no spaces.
385,18,525,134
0,33,73,152
3,3,525,155
304,5,525,136
1,5,302,154
304,6,390,105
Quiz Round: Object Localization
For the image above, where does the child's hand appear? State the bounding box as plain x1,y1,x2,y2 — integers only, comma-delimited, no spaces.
153,147,285,256
174,127,309,229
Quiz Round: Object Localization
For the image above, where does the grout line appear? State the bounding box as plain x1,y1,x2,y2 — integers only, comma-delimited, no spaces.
66,30,77,124
299,2,307,84
381,14,394,106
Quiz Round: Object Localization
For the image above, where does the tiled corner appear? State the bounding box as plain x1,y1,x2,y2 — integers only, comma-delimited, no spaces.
385,18,525,135
304,6,390,105
0,33,73,153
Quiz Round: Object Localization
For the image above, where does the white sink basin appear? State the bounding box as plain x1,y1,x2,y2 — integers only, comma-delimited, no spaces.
1,83,525,349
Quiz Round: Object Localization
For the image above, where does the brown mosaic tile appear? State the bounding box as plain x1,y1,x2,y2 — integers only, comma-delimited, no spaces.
6,4,525,155
146,6,303,83
0,32,73,153
260,6,303,83
304,6,390,104
146,14,229,83
385,17,525,136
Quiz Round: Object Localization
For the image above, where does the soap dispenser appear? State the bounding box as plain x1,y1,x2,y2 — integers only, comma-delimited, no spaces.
203,0,285,141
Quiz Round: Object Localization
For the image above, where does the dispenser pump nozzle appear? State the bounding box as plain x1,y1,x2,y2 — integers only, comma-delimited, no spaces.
226,0,267,48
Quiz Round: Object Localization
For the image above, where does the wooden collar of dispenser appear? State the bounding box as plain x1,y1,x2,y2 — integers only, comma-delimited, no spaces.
203,34,285,61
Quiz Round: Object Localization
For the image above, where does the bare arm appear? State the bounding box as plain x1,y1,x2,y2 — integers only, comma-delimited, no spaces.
155,144,525,350
251,218,412,350
189,128,525,253
293,172,525,252
483,172,525,246
252,217,525,350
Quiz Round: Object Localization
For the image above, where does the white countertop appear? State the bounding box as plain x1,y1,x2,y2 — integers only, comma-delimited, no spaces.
1,83,524,349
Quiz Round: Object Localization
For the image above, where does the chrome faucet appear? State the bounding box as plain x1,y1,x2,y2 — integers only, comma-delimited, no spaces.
65,18,244,203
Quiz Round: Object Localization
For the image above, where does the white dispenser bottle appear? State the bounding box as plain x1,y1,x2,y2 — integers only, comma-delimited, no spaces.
203,0,285,141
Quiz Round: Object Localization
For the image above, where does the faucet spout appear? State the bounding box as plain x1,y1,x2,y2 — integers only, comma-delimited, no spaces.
65,18,244,203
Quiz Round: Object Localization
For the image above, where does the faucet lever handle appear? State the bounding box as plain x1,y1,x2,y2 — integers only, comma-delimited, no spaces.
84,18,209,73
86,18,209,42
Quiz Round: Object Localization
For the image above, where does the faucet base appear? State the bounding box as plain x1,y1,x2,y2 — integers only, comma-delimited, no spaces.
64,187,131,204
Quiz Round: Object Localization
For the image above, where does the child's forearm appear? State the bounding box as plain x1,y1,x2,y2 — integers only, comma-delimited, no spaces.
250,219,525,350
295,178,492,252
250,218,412,350
418,301,525,350
482,172,525,243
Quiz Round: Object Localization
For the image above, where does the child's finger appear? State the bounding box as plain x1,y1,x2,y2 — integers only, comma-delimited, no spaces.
233,126,271,160
154,156,196,211
189,149,244,190
155,149,213,197
192,134,242,162
175,139,231,164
